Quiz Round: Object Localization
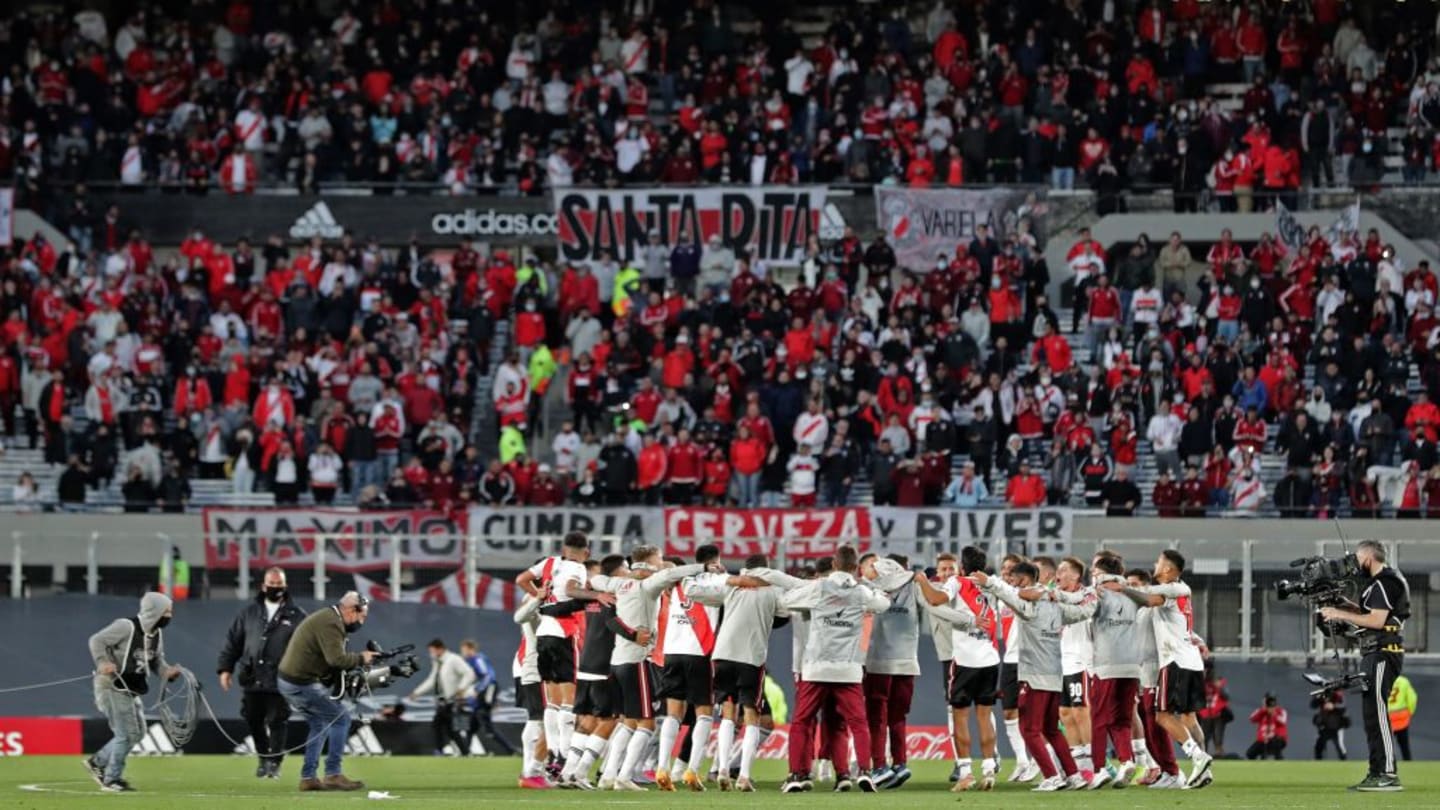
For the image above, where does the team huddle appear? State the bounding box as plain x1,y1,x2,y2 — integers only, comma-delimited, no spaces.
509,532,1216,793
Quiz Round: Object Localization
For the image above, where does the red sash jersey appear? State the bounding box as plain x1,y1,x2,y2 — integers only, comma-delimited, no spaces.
667,441,703,485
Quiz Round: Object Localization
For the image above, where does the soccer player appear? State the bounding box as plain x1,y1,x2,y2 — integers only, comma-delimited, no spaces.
972,562,1092,792
1082,551,1141,788
862,553,949,789
923,553,965,782
596,546,704,791
1104,549,1214,789
515,532,615,771
780,545,894,794
556,556,627,789
1128,567,1181,787
1056,557,1097,773
689,554,790,792
512,594,549,788
655,544,726,791
994,553,1038,782
935,545,1003,792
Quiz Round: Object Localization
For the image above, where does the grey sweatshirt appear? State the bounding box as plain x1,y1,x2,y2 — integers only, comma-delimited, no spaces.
1135,604,1159,688
690,567,791,668
982,579,1091,692
865,560,922,676
89,592,172,693
1088,575,1142,680
784,571,891,684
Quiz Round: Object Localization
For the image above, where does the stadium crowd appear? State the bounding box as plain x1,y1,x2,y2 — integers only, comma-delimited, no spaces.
3,0,1440,517
2,0,1440,213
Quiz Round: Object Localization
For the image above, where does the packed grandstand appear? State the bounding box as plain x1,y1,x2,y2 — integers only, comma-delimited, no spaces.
2,0,1440,519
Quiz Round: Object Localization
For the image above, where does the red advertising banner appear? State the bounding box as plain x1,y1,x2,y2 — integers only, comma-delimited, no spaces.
726,724,952,761
0,717,83,755
202,508,467,573
663,507,872,560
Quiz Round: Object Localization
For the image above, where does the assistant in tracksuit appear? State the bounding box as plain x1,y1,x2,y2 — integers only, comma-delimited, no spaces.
780,545,893,794
1081,552,1142,788
862,554,949,790
974,563,1093,792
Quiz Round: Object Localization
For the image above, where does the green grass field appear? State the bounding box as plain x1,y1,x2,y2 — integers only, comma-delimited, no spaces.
1,757,1432,808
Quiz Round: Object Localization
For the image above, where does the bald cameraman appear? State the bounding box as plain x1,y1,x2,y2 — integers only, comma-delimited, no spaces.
1318,540,1409,793
277,591,376,792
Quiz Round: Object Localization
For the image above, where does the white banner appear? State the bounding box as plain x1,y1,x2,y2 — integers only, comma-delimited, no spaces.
553,186,834,265
874,186,1037,269
467,506,663,567
868,507,1072,558
203,508,465,572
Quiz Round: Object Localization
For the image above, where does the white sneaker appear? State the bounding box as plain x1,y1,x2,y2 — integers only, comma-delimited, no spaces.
572,778,595,791
1190,768,1214,789
1186,752,1213,788
1087,768,1114,790
1013,761,1041,783
1065,773,1089,791
612,778,647,792
596,776,615,791
1113,761,1137,788
1031,775,1066,792
1148,773,1181,790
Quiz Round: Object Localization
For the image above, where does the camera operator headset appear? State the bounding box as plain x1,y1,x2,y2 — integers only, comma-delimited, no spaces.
1317,540,1409,793
276,591,377,793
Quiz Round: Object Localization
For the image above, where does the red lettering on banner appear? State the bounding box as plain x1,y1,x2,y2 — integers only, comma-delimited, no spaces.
662,507,871,560
0,718,82,755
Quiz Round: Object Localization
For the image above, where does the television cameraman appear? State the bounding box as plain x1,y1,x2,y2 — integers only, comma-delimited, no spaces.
1318,540,1409,793
277,591,376,792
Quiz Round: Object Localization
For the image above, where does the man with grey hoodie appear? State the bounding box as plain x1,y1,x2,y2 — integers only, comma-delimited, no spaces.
861,553,949,789
86,592,180,792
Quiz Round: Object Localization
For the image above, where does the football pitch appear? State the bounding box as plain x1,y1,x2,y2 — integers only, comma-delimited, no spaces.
1,757,1434,808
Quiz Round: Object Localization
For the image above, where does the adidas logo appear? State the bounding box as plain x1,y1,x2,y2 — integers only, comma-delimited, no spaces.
130,723,180,756
345,722,388,756
289,201,345,240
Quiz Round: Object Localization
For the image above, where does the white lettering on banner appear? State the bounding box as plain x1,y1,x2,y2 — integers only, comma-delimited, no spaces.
431,210,558,237
554,187,828,264
663,507,870,560
202,508,465,572
869,507,1071,557
467,507,662,566
873,187,1041,270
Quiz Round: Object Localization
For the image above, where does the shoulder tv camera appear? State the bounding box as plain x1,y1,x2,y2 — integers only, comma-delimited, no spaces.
329,641,420,700
1276,552,1364,638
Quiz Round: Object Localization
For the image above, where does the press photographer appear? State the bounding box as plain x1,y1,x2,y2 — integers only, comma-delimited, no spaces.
277,591,376,793
1317,540,1410,793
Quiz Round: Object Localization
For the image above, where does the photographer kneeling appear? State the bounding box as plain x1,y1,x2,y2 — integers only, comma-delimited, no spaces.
277,591,375,792
1318,540,1410,793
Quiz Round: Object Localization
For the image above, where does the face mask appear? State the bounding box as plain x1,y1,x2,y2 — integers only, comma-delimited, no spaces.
154,616,171,629
1251,280,1261,289
264,587,286,603
344,620,363,634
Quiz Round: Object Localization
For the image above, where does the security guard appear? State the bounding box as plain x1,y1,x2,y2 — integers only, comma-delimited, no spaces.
1319,540,1410,792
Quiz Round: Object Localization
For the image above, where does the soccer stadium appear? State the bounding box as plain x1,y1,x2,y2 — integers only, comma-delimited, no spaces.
1,0,1438,805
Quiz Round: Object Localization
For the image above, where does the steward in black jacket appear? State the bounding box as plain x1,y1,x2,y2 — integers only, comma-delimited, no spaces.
217,576,306,777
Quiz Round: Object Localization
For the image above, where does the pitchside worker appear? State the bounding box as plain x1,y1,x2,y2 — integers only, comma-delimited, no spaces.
218,567,306,779
85,593,181,793
1319,540,1410,792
